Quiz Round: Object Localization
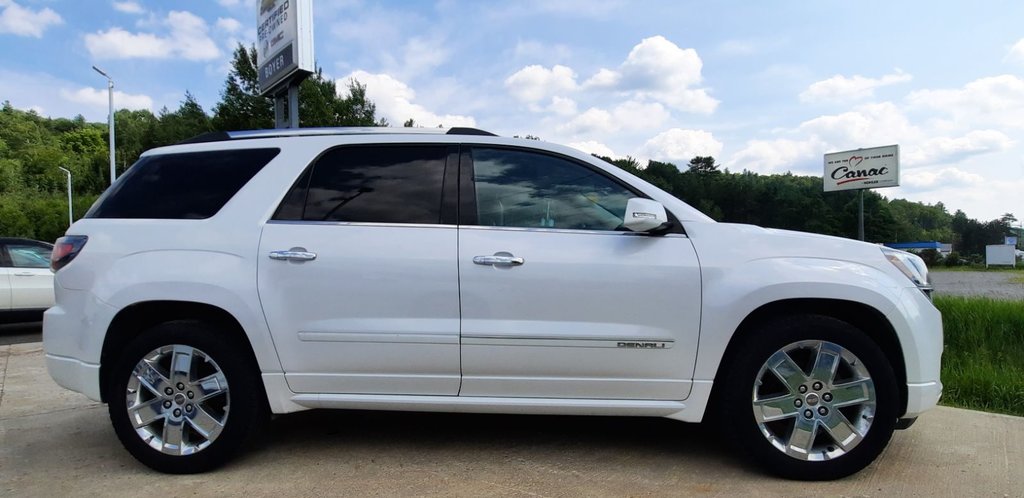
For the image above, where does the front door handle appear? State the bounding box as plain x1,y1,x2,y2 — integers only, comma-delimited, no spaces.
269,249,317,262
13,271,36,276
473,254,524,267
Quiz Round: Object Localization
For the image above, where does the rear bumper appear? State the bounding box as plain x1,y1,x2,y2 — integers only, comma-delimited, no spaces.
45,353,102,401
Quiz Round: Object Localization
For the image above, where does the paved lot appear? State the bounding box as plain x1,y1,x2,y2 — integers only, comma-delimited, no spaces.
2,343,1022,497
931,270,1024,300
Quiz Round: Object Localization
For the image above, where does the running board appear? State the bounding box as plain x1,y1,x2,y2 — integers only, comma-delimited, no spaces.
291,393,688,418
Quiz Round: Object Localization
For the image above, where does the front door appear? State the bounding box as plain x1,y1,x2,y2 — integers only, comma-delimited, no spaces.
257,144,462,395
457,146,702,400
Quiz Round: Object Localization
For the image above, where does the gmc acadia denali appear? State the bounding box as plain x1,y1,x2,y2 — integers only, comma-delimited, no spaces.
43,127,942,479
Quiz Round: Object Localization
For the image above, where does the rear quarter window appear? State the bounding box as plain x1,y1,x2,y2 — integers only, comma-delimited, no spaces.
85,148,280,219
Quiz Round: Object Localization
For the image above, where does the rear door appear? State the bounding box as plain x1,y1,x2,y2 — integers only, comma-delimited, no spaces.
457,146,702,400
257,144,463,395
3,242,54,310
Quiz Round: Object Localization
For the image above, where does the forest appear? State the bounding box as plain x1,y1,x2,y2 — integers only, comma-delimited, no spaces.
0,44,1016,262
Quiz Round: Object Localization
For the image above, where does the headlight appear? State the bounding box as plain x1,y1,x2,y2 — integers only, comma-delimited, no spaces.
881,247,931,291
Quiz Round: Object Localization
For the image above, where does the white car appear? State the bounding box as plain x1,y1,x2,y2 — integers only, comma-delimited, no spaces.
0,238,54,323
43,128,942,479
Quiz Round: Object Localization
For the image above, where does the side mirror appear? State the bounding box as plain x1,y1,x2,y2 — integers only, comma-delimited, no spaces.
623,198,669,233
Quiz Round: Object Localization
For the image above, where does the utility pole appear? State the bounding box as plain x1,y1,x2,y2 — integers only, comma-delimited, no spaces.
58,166,73,227
92,66,116,185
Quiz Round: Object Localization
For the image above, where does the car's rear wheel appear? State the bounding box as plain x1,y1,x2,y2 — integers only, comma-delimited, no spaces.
108,321,266,473
719,315,898,480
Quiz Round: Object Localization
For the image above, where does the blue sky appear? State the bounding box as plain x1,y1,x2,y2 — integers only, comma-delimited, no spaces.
2,0,1023,221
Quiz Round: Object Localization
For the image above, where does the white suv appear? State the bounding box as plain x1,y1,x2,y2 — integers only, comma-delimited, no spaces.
43,128,942,479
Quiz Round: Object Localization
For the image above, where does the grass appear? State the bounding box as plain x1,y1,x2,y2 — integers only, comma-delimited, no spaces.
933,296,1024,417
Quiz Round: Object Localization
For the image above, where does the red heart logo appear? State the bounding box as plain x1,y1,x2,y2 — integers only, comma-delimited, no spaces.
848,155,864,167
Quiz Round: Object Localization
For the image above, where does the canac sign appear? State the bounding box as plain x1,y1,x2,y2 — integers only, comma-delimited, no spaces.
823,145,900,192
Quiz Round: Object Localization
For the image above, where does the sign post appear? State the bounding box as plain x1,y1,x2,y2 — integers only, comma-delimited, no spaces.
823,145,900,241
257,0,314,129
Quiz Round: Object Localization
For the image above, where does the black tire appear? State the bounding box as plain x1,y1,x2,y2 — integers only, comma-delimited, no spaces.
717,314,898,480
107,320,267,473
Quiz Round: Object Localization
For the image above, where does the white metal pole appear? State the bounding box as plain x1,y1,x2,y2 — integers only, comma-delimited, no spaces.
108,78,115,184
92,66,116,185
58,167,73,227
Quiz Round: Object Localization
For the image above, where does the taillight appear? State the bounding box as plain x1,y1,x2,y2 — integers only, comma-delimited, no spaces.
51,235,88,272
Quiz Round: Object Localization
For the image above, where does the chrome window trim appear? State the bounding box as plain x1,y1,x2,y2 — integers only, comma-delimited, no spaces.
460,225,689,238
266,220,455,229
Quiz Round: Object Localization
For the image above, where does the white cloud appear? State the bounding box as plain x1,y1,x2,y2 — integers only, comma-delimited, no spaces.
505,64,577,103
217,0,240,6
85,10,220,61
800,70,912,103
584,36,718,114
513,39,572,62
905,130,1015,166
0,0,63,38
726,137,826,174
568,140,616,158
59,86,154,111
547,96,577,116
1006,38,1024,64
902,167,985,189
215,17,242,34
401,36,450,77
112,1,144,14
638,129,723,166
905,75,1024,128
343,71,476,128
799,102,922,150
558,100,669,135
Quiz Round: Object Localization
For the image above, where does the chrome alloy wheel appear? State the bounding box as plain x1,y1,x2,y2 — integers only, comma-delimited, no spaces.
125,345,230,456
752,340,876,461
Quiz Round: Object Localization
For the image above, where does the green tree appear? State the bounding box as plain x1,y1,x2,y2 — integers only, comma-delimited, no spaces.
687,155,720,175
212,44,274,131
213,43,380,131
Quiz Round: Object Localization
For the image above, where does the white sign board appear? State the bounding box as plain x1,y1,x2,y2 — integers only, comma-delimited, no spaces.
823,145,900,192
986,244,1016,267
257,0,314,96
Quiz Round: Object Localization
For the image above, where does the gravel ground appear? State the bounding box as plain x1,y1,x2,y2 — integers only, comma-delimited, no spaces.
930,270,1024,300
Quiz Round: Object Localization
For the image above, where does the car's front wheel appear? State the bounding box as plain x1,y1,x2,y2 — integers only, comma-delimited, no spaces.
719,315,899,480
107,321,266,473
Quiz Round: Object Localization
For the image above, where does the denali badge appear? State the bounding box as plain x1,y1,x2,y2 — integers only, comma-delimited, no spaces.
617,341,668,349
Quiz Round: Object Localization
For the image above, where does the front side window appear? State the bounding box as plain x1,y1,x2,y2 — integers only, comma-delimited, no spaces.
276,145,449,224
471,147,634,231
5,244,51,268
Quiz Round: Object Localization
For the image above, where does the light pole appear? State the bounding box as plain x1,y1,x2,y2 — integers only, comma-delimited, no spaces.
91,65,115,185
58,166,73,227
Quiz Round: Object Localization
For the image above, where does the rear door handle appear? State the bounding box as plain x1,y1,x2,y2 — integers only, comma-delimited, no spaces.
473,254,524,267
269,249,317,262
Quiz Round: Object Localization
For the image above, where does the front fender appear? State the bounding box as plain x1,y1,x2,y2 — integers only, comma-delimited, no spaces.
693,257,903,380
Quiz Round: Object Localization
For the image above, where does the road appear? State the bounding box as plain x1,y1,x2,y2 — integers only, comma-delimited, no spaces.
2,343,1022,497
930,270,1024,300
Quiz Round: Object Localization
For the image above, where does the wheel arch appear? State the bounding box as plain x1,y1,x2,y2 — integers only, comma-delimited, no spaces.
707,298,908,417
99,300,263,403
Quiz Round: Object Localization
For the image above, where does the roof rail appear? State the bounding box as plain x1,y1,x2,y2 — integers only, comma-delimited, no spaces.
176,126,498,145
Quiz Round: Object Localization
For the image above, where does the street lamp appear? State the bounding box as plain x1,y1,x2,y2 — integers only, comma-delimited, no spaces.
58,166,73,227
91,65,115,185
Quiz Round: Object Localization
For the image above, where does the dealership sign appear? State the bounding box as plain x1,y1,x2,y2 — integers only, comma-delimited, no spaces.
823,145,900,192
257,0,314,96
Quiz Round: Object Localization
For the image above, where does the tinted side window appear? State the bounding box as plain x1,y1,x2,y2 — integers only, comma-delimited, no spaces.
471,147,633,231
86,148,279,219
283,145,448,224
5,244,52,268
